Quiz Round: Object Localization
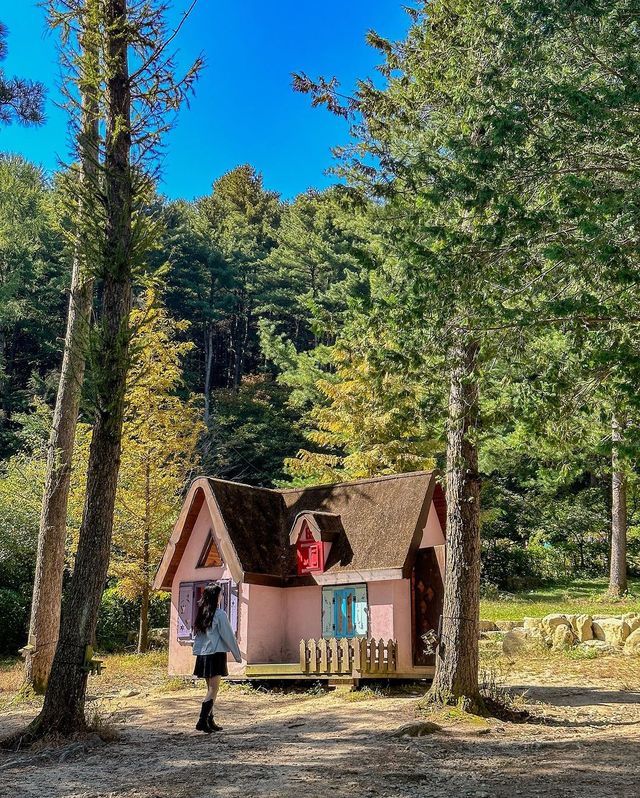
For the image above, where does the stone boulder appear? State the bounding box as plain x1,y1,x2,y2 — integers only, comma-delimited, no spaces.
623,613,640,635
148,627,169,647
479,620,499,633
502,626,546,654
592,618,630,647
541,613,570,638
480,630,506,641
502,628,529,656
495,620,523,632
623,628,640,656
552,625,577,650
523,617,543,633
570,614,593,642
578,640,616,655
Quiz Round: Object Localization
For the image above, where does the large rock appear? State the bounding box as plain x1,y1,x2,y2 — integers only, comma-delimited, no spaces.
495,620,523,631
592,618,630,647
523,617,542,632
552,625,577,650
541,613,571,638
480,630,506,641
571,614,593,642
623,613,640,635
623,628,640,656
479,620,498,632
502,628,529,656
148,627,169,647
578,640,616,655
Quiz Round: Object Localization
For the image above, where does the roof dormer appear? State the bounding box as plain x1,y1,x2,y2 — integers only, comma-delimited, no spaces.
289,511,343,576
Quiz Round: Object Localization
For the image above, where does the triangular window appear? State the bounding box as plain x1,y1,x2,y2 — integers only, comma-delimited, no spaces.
196,531,223,568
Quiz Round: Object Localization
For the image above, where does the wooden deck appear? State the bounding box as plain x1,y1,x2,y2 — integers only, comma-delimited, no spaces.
232,638,434,683
239,663,435,681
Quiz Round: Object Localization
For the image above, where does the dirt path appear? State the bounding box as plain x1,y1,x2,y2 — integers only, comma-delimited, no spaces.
1,673,639,798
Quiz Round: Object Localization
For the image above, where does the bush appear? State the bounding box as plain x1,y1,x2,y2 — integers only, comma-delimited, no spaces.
481,538,542,592
0,587,29,655
96,587,170,652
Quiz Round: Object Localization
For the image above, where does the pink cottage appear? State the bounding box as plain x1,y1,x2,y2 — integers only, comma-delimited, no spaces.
154,471,446,683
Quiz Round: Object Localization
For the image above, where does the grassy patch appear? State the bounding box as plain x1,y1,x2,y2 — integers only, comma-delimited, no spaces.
481,577,640,621
344,685,389,701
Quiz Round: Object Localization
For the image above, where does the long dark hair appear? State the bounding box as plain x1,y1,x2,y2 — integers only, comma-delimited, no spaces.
193,583,221,634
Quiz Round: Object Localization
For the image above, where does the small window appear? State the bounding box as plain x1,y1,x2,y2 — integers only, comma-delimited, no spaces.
177,578,239,641
197,531,223,568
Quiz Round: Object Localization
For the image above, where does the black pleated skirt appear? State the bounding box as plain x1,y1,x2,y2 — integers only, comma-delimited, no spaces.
193,652,229,678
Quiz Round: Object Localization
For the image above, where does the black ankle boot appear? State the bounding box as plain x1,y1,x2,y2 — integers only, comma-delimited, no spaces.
207,710,222,732
196,699,214,733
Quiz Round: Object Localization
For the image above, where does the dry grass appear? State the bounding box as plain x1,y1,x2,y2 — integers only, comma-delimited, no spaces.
0,658,24,695
479,637,640,693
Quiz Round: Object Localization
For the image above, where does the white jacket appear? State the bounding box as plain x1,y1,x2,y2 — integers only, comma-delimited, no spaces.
192,607,242,661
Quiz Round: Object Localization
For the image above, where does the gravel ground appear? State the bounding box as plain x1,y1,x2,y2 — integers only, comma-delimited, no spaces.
1,662,639,798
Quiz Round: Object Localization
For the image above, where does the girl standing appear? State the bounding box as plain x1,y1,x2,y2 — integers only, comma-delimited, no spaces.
192,582,242,733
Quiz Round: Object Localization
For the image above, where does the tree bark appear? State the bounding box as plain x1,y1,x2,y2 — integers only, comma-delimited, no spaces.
138,459,151,654
12,0,133,742
25,1,99,693
203,323,213,424
428,336,483,713
608,414,627,597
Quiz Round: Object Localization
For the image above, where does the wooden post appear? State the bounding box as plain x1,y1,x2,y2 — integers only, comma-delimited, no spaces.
299,639,307,673
329,638,339,674
368,638,377,674
354,637,366,674
308,639,318,673
340,638,351,675
378,639,387,673
320,639,329,673
388,639,397,672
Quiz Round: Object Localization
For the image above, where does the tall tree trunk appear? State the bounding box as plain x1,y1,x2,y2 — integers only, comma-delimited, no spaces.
138,459,151,654
428,336,483,713
12,0,133,742
203,323,213,424
233,308,250,392
609,414,627,596
25,2,99,692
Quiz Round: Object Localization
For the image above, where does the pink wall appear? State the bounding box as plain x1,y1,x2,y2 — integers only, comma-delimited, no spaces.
368,579,413,670
283,586,322,661
168,501,247,676
243,585,322,663
245,584,284,663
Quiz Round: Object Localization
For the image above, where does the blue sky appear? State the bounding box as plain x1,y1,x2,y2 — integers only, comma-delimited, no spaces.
1,2,409,201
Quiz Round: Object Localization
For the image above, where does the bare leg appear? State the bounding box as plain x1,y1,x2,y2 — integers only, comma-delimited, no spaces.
205,675,221,703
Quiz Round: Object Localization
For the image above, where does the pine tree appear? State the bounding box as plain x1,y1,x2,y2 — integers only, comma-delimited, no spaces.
26,0,101,693
3,0,201,747
0,21,45,126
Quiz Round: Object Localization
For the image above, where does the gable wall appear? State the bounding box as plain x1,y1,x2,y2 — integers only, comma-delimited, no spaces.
419,503,445,548
168,501,246,676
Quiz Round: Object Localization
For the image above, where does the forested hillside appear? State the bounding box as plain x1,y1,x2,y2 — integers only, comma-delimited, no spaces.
1,1,640,664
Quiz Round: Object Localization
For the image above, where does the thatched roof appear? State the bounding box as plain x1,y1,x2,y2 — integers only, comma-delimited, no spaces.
155,471,444,590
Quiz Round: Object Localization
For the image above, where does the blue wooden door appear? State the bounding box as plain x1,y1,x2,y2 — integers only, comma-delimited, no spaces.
323,584,368,638
334,588,356,637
